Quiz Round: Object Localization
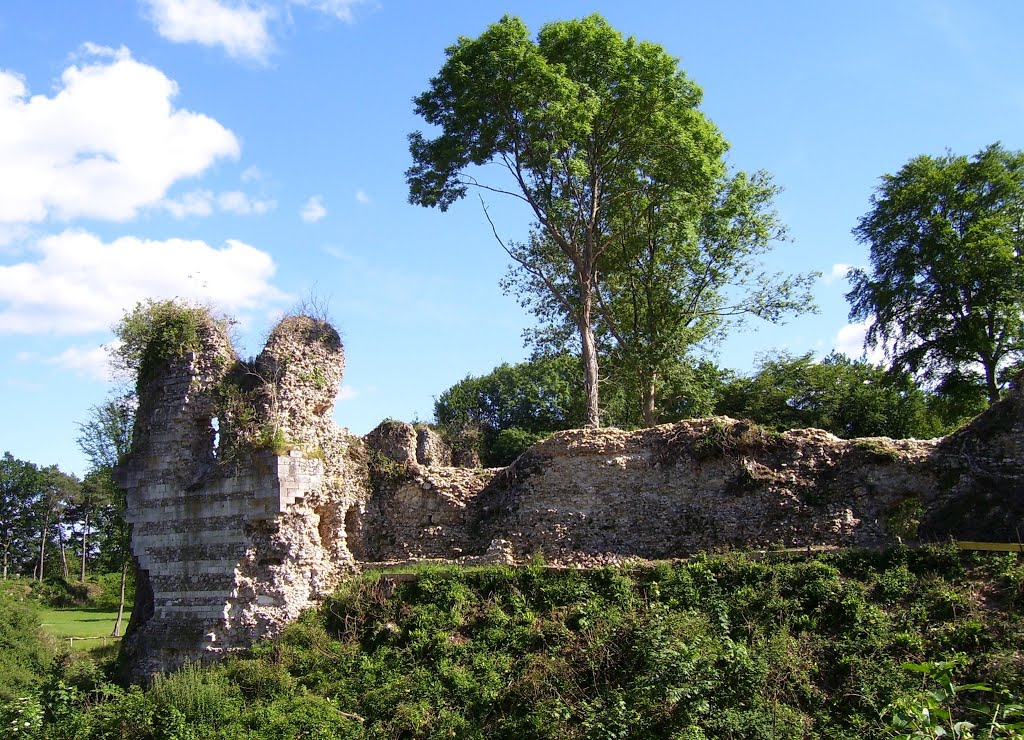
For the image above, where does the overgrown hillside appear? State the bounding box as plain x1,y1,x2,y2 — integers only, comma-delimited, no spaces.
7,546,1024,738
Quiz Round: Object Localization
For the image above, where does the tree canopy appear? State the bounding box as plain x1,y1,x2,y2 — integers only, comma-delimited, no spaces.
408,14,735,426
714,352,958,439
434,353,586,465
848,142,1024,403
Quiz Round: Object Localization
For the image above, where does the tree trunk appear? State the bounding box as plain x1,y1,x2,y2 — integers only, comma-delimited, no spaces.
37,513,48,582
642,370,658,427
79,510,89,583
2,540,9,580
112,560,128,637
58,515,69,581
984,361,1000,404
578,293,601,428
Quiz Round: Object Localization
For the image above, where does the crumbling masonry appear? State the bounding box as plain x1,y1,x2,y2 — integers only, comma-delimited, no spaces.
116,314,1024,680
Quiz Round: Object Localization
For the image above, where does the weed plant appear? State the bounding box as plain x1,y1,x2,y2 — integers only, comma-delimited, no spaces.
5,545,1024,738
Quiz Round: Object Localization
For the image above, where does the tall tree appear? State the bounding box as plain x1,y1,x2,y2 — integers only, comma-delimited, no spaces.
75,394,134,582
848,143,1024,403
76,394,135,634
516,170,815,425
0,453,41,579
408,14,729,426
34,466,78,582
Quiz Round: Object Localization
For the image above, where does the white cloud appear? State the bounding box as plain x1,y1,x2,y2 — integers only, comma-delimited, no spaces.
337,385,358,401
0,224,32,250
0,47,239,224
823,263,853,286
218,190,276,214
163,190,215,218
355,189,371,205
0,230,287,334
143,1,369,61
290,0,367,22
46,344,114,380
77,42,131,61
240,165,264,183
833,320,887,364
161,189,276,217
143,0,274,61
301,195,327,223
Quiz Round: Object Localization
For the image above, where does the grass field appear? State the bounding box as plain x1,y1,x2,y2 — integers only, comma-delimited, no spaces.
39,607,131,653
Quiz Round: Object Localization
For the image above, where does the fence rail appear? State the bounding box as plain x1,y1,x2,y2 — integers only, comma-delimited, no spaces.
67,635,122,650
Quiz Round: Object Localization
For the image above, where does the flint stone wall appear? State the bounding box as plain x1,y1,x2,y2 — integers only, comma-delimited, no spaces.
362,384,1022,566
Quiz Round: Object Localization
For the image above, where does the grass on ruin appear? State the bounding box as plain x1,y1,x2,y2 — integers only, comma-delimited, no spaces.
9,544,1024,739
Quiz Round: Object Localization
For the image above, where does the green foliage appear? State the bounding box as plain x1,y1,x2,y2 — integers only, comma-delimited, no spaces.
848,143,1024,404
882,660,1024,739
410,14,744,426
489,428,548,467
0,453,44,579
0,589,53,703
886,498,925,541
24,548,1024,738
694,419,777,459
434,354,585,464
366,448,409,494
1,695,43,738
149,662,242,731
112,299,217,389
29,578,89,608
297,366,328,390
255,424,290,455
716,350,952,438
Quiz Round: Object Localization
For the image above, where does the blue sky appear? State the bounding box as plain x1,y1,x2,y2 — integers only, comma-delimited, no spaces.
1,0,1022,475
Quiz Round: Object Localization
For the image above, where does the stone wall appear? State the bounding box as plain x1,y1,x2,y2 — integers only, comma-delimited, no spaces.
360,383,1022,567
117,310,1023,678
116,313,369,680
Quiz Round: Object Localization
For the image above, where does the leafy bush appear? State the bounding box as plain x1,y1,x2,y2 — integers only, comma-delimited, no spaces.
488,427,547,466
113,299,220,388
0,589,53,702
26,548,1024,738
882,660,1024,739
149,662,242,733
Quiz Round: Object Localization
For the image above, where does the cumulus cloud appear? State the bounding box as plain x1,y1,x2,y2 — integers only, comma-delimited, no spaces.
218,190,276,214
240,165,264,183
162,190,215,219
45,344,114,380
161,189,276,218
0,47,239,224
833,320,887,364
823,263,853,286
355,189,371,205
0,230,286,334
301,196,327,223
143,0,369,61
143,0,275,61
290,0,367,22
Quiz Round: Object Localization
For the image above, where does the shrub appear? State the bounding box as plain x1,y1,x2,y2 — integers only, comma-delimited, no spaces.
113,299,219,388
487,427,547,467
149,662,241,730
0,590,53,702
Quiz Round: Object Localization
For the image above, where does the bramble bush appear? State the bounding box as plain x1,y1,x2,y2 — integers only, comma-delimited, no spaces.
20,546,1024,738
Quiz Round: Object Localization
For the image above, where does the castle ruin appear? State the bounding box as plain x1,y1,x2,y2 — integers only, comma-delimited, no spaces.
115,313,1024,680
